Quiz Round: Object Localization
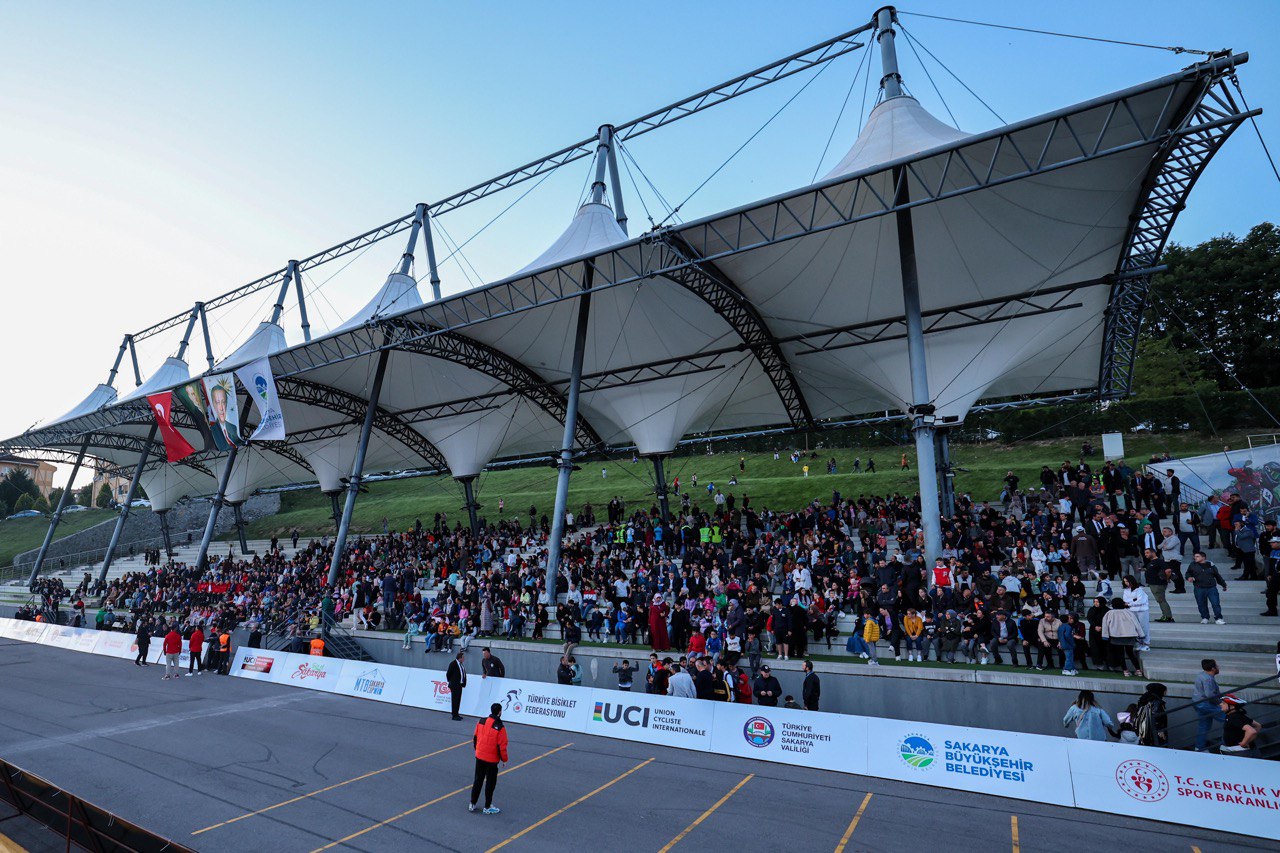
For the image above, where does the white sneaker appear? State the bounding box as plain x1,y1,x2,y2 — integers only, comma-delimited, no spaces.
1215,618,1226,625
859,653,868,659
1201,618,1209,624
184,672,194,677
468,803,477,813
894,655,901,661
483,806,501,815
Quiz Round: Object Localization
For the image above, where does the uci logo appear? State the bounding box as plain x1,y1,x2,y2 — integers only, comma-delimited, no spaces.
593,701,650,727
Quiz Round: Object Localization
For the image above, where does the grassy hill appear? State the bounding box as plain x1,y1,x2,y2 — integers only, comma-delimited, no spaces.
242,430,1252,539
0,509,115,569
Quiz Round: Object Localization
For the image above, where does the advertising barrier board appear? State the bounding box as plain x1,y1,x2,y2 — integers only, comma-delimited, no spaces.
464,677,591,732
865,716,1074,805
271,652,346,693
401,669,489,718
584,689,714,751
1068,739,1280,842
228,648,283,682
92,632,138,660
333,661,411,705
711,702,869,775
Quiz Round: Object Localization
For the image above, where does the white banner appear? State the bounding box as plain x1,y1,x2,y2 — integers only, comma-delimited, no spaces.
1068,740,1280,842
466,678,591,732
711,702,869,775
270,652,347,693
333,661,412,704
42,625,82,650
236,357,287,441
92,631,138,659
9,620,50,644
229,648,283,682
402,669,491,718
865,717,1074,805
584,689,714,752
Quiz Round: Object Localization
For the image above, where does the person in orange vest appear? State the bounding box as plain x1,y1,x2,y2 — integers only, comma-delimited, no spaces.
218,631,231,675
186,626,205,677
310,636,326,657
469,703,509,815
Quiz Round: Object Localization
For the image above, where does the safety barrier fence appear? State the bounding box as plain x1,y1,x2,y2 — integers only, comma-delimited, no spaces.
0,752,195,853
2,617,1278,842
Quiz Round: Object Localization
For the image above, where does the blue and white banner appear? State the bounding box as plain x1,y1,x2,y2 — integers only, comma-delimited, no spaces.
236,357,287,442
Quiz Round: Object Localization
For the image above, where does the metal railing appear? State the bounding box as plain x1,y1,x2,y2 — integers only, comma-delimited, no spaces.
0,756,194,853
2,529,204,584
1158,673,1280,756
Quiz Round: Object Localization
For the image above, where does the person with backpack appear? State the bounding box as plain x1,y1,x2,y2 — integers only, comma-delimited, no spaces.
710,660,733,701
468,703,508,815
1134,682,1169,746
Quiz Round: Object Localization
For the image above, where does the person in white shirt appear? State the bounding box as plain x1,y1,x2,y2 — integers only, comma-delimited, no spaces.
667,663,696,698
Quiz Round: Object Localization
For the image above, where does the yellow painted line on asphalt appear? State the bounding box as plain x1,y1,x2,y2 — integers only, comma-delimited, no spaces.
658,773,754,853
834,792,874,853
310,742,572,853
1011,815,1020,853
486,757,654,853
193,740,469,835
0,830,28,853
1191,847,1202,853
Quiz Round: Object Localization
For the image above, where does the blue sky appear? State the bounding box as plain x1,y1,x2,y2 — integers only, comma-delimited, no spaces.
1,0,1277,451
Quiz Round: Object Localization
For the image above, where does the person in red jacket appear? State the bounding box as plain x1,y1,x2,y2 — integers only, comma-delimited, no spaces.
186,626,205,677
469,703,509,815
161,624,182,681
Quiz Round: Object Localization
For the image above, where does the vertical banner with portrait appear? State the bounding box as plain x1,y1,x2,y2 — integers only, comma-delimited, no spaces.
173,381,214,452
201,374,241,450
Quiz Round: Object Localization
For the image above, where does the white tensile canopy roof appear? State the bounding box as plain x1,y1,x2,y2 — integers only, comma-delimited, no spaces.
3,50,1249,505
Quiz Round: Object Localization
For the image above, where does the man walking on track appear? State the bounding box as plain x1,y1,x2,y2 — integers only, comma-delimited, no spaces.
469,702,508,815
447,651,468,720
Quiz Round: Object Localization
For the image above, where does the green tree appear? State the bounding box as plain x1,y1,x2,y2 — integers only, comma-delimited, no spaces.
1145,222,1280,390
33,495,50,513
96,483,113,508
14,493,35,513
76,485,92,506
0,469,41,516
1130,335,1215,399
48,486,64,509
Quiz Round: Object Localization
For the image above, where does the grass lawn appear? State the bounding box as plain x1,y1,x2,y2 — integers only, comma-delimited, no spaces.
242,429,1252,540
0,509,114,568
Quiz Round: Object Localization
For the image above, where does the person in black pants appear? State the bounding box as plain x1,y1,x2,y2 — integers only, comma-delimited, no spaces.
134,616,151,666
447,651,468,720
801,660,820,711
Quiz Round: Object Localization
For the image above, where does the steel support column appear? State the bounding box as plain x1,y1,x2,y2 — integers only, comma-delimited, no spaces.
327,350,390,587
457,476,480,536
545,268,593,597
420,207,443,302
231,502,250,554
290,260,312,342
327,491,343,530
28,437,89,587
158,509,173,558
893,171,942,569
652,455,670,524
936,428,956,519
196,445,239,572
97,425,157,587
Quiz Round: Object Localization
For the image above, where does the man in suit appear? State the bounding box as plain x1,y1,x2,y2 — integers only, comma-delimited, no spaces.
446,651,468,720
801,659,820,711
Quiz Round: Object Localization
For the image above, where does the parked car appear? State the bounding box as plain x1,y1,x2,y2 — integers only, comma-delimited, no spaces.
63,504,89,513
5,509,44,520
129,499,152,509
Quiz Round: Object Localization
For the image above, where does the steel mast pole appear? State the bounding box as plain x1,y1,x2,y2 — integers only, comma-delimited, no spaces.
601,124,628,234
877,5,942,570
419,205,443,302
28,438,90,587
327,349,390,587
97,425,158,588
196,445,238,572
289,260,312,342
651,455,671,524
458,475,480,536
546,130,612,597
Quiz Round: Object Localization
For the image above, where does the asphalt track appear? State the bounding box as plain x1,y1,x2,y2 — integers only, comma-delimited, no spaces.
0,640,1266,853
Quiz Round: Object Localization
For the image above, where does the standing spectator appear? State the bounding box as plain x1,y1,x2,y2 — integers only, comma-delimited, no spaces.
1101,598,1144,677
162,624,182,681
481,648,505,680
1186,552,1228,624
185,625,204,677
801,660,820,710
446,652,468,720
1063,690,1115,741
1233,520,1260,580
1134,682,1169,746
612,659,635,691
1121,576,1151,651
134,617,151,667
1191,658,1224,751
1263,539,1280,617
468,703,508,815
753,664,781,707
1144,548,1173,624
668,662,696,698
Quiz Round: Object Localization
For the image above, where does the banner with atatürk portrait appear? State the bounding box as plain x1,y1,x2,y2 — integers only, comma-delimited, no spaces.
173,380,214,453
201,374,241,451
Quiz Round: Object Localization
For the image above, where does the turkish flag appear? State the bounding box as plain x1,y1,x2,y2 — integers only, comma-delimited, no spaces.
148,392,197,463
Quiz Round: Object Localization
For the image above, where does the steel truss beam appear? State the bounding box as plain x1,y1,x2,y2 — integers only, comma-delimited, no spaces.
657,233,812,427
1098,72,1248,397
385,322,604,449
265,56,1253,389
274,376,448,470
126,25,871,347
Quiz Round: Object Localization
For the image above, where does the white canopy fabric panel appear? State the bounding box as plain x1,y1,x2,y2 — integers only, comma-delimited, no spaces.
139,464,216,512
824,95,970,179
47,384,118,428
119,357,190,404
513,202,629,277
216,322,288,372
333,273,422,335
